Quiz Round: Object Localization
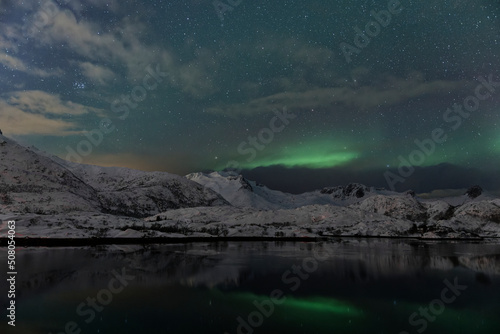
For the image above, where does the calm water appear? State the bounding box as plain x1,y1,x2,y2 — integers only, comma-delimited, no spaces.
1,239,500,334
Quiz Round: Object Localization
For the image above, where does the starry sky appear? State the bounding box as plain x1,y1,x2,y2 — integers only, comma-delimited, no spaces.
0,0,499,194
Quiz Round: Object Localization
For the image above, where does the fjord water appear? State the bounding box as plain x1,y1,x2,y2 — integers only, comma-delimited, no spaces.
1,239,500,334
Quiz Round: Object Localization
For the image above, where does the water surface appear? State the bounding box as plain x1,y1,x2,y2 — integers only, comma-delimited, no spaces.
1,239,500,333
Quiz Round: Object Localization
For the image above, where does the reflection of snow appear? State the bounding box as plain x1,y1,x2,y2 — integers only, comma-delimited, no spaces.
2,240,500,302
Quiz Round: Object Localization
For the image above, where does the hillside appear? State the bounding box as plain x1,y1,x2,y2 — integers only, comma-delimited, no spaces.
0,133,227,219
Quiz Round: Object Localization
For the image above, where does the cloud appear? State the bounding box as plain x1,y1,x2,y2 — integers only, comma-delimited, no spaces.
23,3,180,86
1,1,215,101
0,100,79,135
176,49,220,98
208,75,466,116
79,62,115,85
79,152,196,175
21,3,208,96
0,32,14,50
0,52,63,77
6,90,103,116
25,5,149,77
79,152,160,171
8,3,343,101
0,90,104,135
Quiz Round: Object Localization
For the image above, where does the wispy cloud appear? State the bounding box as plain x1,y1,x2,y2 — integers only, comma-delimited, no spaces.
20,2,216,98
6,90,103,116
81,152,195,175
0,90,104,135
79,62,115,85
24,4,168,82
208,75,466,116
0,100,79,135
0,52,63,77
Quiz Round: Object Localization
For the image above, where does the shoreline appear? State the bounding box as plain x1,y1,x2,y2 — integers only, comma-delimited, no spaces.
0,235,494,247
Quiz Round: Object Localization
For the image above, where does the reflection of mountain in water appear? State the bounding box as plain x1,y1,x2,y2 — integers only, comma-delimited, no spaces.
1,240,500,307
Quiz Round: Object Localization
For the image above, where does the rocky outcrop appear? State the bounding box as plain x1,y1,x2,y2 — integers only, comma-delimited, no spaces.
353,195,429,222
454,200,500,223
465,185,483,199
320,183,370,199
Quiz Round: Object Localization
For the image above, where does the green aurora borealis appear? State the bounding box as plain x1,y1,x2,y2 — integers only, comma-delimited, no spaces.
222,140,360,170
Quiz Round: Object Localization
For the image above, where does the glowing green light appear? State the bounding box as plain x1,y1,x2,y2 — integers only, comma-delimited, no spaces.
221,140,359,170
280,296,364,316
220,291,363,317
244,151,358,169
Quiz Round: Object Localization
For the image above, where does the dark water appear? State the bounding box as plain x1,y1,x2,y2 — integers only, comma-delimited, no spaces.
1,239,500,334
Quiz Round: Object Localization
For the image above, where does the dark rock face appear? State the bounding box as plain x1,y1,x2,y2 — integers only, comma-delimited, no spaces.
405,190,416,197
320,188,333,194
320,183,369,199
465,185,483,199
228,175,253,192
346,183,365,198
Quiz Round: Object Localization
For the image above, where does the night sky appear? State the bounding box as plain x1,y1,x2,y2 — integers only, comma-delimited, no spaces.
0,0,499,194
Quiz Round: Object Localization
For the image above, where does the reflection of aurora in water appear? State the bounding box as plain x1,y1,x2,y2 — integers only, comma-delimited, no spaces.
278,296,364,316
212,288,499,334
214,290,365,316
213,290,365,333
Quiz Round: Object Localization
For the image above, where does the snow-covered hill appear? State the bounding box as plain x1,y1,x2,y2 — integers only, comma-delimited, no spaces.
0,133,227,218
0,134,100,214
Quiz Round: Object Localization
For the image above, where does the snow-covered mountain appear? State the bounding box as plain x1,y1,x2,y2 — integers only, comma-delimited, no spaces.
1,134,499,240
0,133,227,218
187,171,335,209
186,171,396,209
182,172,500,238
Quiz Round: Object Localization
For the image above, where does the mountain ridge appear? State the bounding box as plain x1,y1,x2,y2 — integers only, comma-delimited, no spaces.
1,134,499,240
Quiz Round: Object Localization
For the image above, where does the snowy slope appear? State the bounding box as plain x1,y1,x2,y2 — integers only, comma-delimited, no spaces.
0,134,227,218
186,171,331,209
56,161,228,217
186,171,393,209
0,134,100,214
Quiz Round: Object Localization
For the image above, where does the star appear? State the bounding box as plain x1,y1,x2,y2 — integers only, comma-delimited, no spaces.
73,82,86,89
